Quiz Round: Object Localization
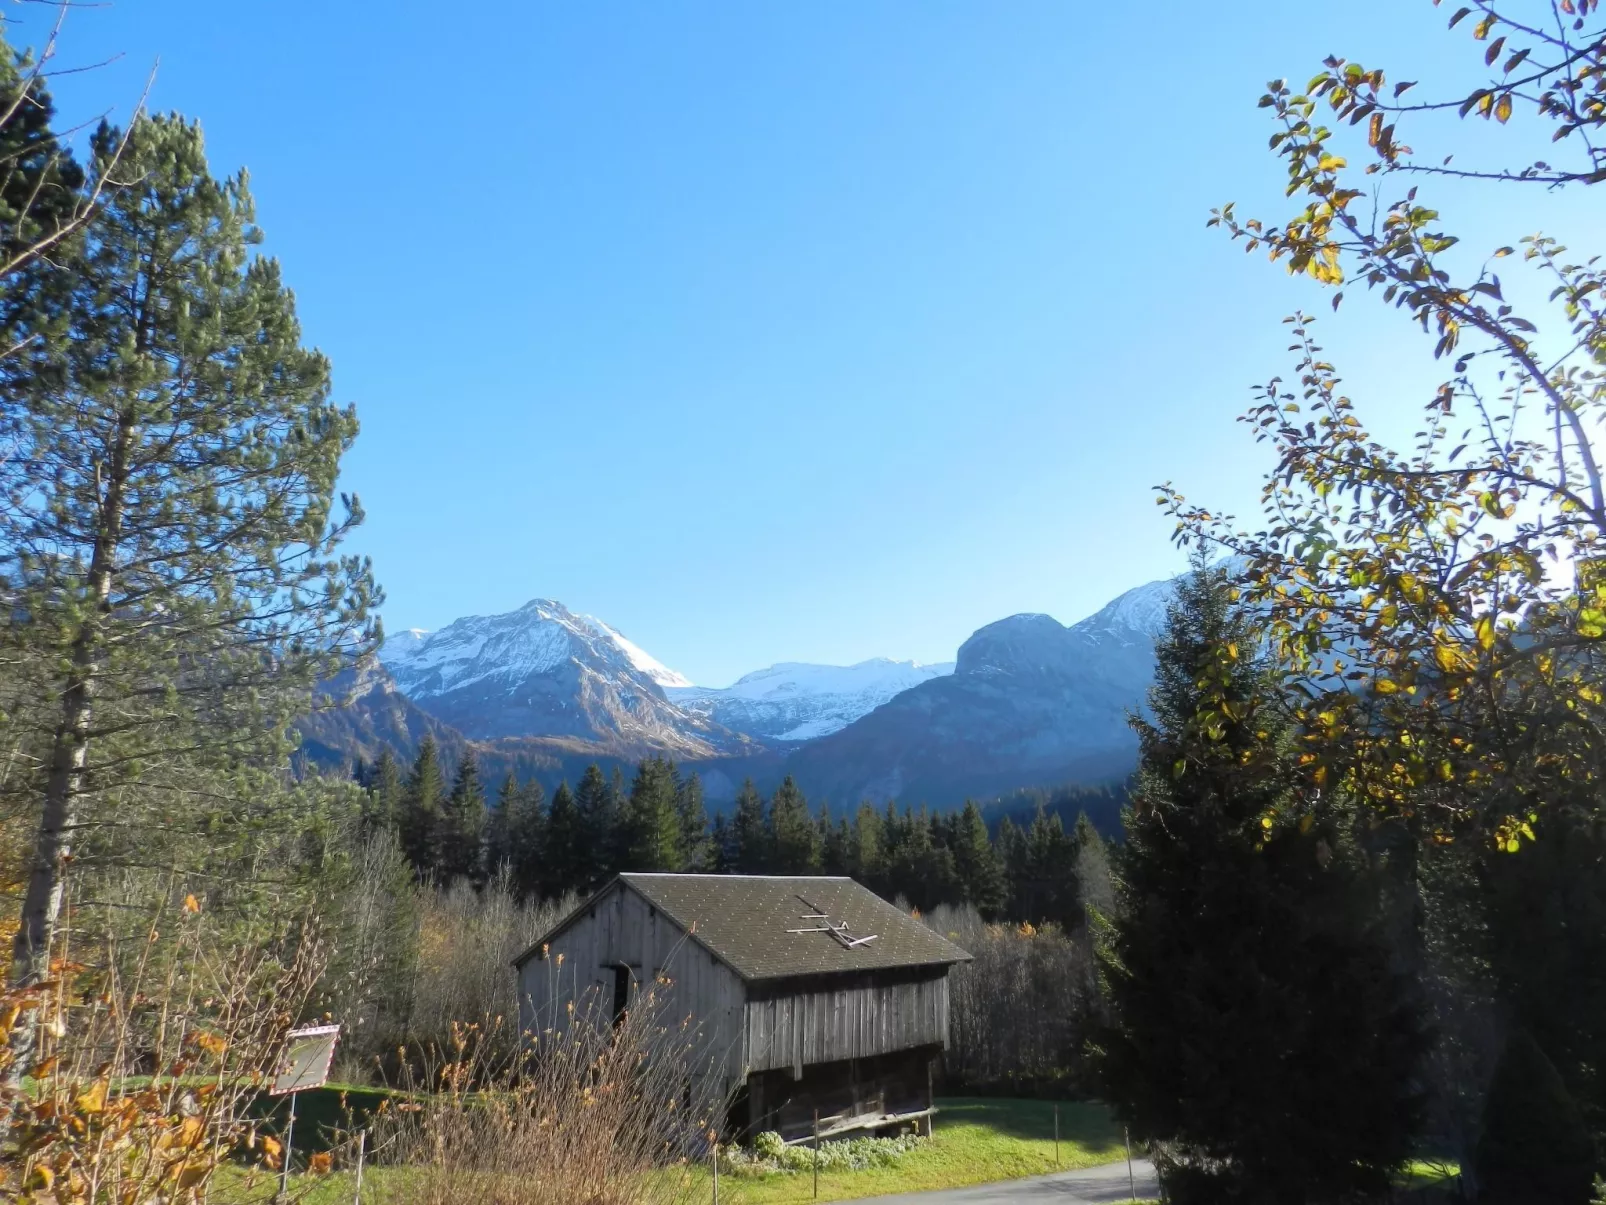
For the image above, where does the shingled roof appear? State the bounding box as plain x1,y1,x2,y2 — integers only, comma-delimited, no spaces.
517,873,970,982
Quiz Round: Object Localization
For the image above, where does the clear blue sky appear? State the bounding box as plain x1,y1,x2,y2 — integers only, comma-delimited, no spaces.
29,1,1598,686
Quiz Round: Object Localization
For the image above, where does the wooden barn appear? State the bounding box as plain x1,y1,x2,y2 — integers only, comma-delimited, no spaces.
512,873,971,1142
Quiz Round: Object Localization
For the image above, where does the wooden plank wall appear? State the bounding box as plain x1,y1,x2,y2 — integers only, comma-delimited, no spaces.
745,971,950,1075
517,883,748,1100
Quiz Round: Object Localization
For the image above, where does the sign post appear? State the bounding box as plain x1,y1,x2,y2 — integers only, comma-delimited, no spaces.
270,1023,341,1200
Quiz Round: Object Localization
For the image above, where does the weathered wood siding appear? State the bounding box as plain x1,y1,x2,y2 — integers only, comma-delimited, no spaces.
517,883,748,1097
744,969,950,1075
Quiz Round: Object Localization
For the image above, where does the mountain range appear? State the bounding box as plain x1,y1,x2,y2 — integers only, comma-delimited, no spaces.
300,573,1181,807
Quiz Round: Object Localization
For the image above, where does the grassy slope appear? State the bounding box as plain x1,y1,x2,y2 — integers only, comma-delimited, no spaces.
249,1097,1131,1205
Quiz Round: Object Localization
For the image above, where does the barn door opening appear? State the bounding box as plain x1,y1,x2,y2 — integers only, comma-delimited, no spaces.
611,965,631,1027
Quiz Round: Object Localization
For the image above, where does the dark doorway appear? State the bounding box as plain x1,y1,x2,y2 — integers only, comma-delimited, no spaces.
611,965,631,1026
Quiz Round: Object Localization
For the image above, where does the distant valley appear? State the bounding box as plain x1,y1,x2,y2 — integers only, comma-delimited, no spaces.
299,574,1181,807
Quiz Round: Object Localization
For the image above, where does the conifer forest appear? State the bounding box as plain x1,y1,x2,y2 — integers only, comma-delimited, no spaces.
4,3,1606,1203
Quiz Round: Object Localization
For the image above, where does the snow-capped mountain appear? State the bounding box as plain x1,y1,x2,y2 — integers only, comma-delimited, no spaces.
299,570,1192,804
377,599,730,755
668,659,955,742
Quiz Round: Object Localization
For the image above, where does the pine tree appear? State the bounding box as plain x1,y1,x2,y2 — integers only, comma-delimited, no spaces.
952,800,1007,918
3,114,377,992
676,769,710,871
574,764,618,890
769,776,821,874
731,778,770,873
620,757,683,872
1098,561,1426,1202
400,737,447,877
438,750,487,884
0,26,89,289
544,781,582,898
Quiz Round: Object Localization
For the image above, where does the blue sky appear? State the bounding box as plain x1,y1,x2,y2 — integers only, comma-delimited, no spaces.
29,1,1598,686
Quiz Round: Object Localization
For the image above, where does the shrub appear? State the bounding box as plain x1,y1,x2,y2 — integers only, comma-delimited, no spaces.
372,980,715,1205
0,904,324,1205
722,1130,928,1178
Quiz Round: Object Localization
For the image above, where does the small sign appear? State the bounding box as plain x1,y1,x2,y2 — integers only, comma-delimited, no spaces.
270,1024,340,1096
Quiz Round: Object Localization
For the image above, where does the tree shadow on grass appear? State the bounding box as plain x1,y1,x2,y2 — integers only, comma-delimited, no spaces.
935,1097,1124,1148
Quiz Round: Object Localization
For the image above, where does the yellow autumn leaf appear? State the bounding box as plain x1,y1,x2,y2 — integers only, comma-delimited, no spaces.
1475,614,1495,650
75,1078,108,1115
182,893,201,914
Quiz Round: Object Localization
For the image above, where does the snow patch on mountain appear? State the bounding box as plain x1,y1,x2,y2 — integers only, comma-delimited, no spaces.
1069,576,1176,645
669,658,953,742
589,618,693,689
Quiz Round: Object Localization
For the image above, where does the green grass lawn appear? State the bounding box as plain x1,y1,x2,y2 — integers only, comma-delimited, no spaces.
671,1097,1131,1204
235,1097,1133,1205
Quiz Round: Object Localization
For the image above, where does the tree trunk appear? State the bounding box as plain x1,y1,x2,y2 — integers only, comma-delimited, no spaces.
6,405,133,1081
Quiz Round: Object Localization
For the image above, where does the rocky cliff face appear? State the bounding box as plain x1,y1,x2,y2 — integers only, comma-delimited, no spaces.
296,656,466,769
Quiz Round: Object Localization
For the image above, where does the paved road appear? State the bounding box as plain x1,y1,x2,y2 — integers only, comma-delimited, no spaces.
850,1158,1158,1203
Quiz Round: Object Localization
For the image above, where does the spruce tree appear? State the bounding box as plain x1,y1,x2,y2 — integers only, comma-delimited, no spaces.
731,778,770,873
574,764,618,890
620,756,682,872
882,806,959,911
2,114,377,992
362,748,403,836
544,780,582,898
818,802,851,876
1475,1029,1596,1205
1098,562,1426,1203
485,772,518,876
1072,811,1114,923
1015,806,1079,929
509,779,546,900
850,803,883,884
769,776,821,874
438,750,486,884
995,815,1026,919
953,800,1007,918
400,737,447,877
708,813,734,873
675,769,710,871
